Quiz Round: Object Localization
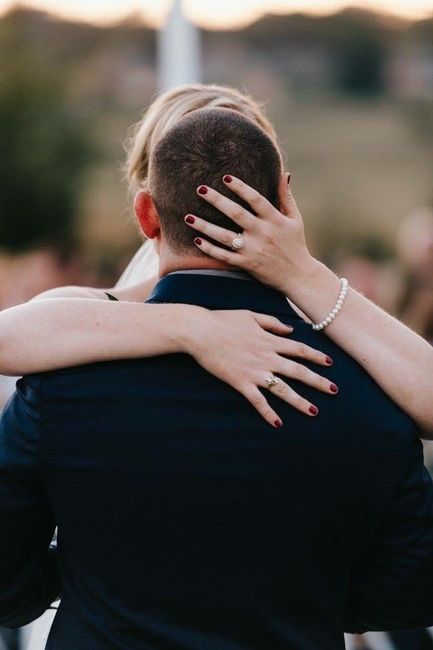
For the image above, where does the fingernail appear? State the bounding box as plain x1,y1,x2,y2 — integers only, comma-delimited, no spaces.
194,237,202,245
325,356,333,366
185,215,195,224
274,419,283,428
287,173,291,185
286,325,294,331
223,174,232,183
309,405,319,416
330,383,339,394
197,185,208,195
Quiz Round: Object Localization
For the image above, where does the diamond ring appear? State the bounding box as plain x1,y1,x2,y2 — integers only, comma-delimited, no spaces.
231,233,244,251
265,375,280,389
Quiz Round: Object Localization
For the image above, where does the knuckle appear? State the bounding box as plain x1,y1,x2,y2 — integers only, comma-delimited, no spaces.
250,392,265,407
290,391,306,409
296,343,308,357
274,381,287,395
232,208,245,221
293,363,306,380
249,192,262,207
248,258,260,272
298,397,310,411
321,377,330,389
219,250,232,264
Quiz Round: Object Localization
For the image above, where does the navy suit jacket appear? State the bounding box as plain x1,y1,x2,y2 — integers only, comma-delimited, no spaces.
1,272,433,650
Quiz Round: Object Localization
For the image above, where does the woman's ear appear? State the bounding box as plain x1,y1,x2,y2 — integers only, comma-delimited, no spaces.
134,191,161,239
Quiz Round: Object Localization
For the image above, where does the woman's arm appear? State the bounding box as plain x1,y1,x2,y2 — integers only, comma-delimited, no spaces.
0,298,336,427
185,173,433,435
282,258,433,436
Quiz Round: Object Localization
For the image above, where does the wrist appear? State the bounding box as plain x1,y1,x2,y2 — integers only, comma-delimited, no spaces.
281,254,325,294
282,257,341,320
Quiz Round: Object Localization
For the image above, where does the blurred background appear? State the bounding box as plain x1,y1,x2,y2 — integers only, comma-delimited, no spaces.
0,0,432,648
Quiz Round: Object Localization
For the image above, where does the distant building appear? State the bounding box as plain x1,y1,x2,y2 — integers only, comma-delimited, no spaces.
157,0,201,92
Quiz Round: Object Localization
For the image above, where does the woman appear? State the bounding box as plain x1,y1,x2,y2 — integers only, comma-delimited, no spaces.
1,83,432,435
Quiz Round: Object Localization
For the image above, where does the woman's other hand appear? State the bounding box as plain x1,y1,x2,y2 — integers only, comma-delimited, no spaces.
182,308,337,428
185,173,315,293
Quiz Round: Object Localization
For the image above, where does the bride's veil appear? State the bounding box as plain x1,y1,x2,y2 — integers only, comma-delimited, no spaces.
115,240,159,288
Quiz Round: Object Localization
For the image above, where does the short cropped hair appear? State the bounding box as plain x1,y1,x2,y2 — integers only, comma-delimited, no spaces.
148,107,283,254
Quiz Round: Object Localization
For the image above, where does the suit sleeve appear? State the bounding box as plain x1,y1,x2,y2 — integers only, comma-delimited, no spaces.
0,377,61,629
344,434,433,633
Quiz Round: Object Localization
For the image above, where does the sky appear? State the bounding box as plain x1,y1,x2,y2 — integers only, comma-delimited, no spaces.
1,0,432,28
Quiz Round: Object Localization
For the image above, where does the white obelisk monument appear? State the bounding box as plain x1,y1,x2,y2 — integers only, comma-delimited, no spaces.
157,0,202,92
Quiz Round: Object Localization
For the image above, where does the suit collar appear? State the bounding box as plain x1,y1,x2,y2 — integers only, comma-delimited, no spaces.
146,271,301,319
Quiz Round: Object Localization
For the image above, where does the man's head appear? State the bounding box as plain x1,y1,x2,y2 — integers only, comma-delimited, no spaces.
134,107,283,272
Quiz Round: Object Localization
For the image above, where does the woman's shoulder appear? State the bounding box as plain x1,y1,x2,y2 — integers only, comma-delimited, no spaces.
30,286,107,301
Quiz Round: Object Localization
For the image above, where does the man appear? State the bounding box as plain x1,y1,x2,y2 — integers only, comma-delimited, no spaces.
0,108,433,649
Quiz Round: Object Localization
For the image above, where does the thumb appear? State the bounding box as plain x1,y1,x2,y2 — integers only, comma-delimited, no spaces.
278,172,298,218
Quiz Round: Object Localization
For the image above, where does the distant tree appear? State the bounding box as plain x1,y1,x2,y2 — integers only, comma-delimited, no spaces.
337,36,385,96
0,60,93,252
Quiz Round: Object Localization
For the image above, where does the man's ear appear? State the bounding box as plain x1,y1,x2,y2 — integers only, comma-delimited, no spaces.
134,191,161,239
278,172,292,216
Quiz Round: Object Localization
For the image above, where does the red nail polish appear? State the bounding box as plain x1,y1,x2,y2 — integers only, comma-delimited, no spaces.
198,185,208,195
223,175,232,183
185,215,195,224
326,356,333,366
330,383,339,394
194,238,202,245
309,405,319,416
275,419,283,428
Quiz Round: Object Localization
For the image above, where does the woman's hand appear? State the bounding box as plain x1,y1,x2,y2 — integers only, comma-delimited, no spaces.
184,173,316,293
183,173,433,434
0,298,336,428
181,308,337,427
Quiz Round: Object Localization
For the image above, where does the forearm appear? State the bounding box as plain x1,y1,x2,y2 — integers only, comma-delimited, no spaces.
285,258,433,434
0,299,202,375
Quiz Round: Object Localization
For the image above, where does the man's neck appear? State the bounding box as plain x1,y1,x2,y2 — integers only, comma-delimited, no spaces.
158,253,234,278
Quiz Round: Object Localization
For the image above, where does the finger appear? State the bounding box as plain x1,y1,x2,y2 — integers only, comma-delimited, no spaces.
276,359,339,396
194,236,245,267
197,185,254,230
251,312,294,336
222,174,279,220
278,172,298,219
261,377,319,417
241,385,283,428
185,214,236,248
277,339,333,367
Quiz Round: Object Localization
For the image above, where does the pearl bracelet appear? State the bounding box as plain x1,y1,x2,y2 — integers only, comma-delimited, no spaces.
311,278,349,331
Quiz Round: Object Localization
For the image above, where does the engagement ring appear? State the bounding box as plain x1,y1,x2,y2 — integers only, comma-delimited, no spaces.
231,233,244,251
265,375,279,389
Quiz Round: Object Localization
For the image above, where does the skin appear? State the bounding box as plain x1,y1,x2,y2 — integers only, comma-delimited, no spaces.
0,190,337,427
183,172,433,437
2,173,431,433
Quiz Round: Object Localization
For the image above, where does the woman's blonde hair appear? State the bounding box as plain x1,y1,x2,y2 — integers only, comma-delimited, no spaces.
124,83,280,194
